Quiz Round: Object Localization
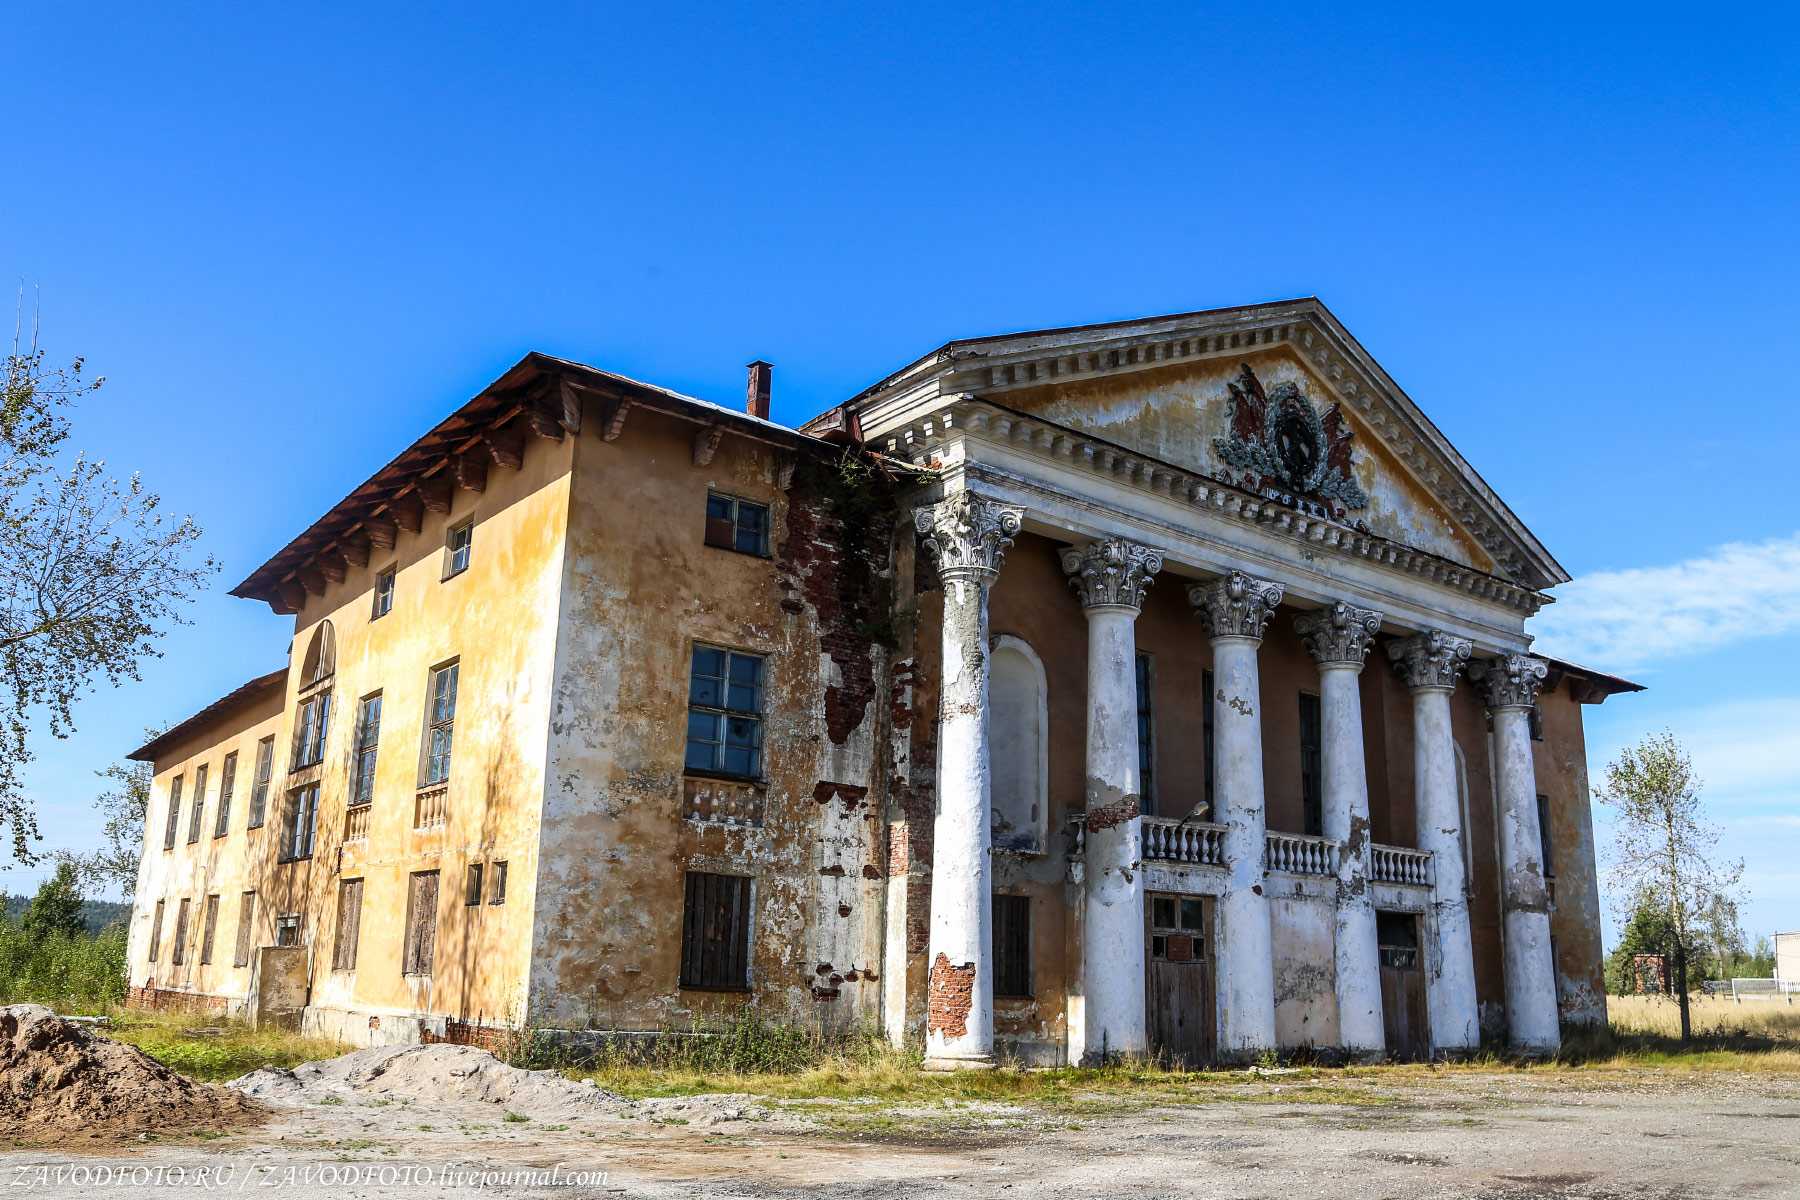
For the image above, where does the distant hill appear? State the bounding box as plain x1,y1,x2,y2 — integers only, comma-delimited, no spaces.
1,894,131,934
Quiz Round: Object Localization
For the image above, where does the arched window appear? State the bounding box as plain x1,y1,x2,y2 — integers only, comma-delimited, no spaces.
300,620,336,690
989,635,1047,854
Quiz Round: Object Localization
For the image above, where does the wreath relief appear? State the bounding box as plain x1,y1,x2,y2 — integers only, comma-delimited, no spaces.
1211,363,1368,518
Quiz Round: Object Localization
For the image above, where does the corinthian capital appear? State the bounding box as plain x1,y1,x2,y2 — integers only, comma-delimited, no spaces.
1059,538,1164,612
1295,601,1384,668
914,493,1024,602
1386,631,1473,692
1470,653,1549,712
1188,571,1285,642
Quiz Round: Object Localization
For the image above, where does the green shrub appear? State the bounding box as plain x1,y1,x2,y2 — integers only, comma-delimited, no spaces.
0,917,127,1013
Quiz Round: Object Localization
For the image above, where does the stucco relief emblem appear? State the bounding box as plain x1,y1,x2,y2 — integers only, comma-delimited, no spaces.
1059,537,1165,612
1470,652,1549,712
1213,364,1367,517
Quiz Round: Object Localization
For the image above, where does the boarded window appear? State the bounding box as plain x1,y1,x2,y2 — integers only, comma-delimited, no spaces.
489,860,508,905
280,783,320,862
1136,653,1156,816
444,521,472,577
214,752,237,837
351,693,382,807
274,914,301,947
403,871,439,976
372,566,395,619
199,894,220,965
465,863,483,906
679,872,750,991
186,763,208,844
233,891,256,968
292,691,331,768
684,647,764,779
422,662,458,786
149,899,165,961
703,492,770,555
171,899,191,966
248,737,274,828
1537,793,1555,879
993,893,1032,998
333,879,364,971
1299,692,1323,836
163,776,184,850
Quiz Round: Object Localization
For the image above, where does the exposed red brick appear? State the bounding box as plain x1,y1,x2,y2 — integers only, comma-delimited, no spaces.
927,953,976,1039
1085,795,1141,832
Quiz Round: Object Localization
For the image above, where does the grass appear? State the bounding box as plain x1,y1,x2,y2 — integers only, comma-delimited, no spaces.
107,1010,352,1083
1607,994,1800,1041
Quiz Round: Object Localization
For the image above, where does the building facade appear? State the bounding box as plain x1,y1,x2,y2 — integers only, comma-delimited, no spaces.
125,300,1637,1062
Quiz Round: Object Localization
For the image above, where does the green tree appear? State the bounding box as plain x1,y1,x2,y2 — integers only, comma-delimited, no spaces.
1596,731,1744,1042
21,861,85,941
1604,893,1679,995
2,321,214,860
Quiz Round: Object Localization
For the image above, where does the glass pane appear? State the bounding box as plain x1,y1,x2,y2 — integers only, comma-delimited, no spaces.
685,740,717,771
689,675,722,707
706,494,734,521
725,717,761,749
726,683,758,712
1180,898,1206,932
722,746,754,777
1152,897,1175,928
692,647,724,678
687,711,719,742
727,654,762,685
734,504,767,553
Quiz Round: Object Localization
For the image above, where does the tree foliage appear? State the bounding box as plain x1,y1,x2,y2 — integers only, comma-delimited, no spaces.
1596,730,1744,1039
1,328,214,861
21,861,85,942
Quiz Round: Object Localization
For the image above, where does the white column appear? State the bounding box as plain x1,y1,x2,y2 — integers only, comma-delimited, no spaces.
1189,571,1284,1058
1472,653,1560,1055
1387,631,1479,1054
913,492,1023,1070
1295,601,1385,1059
1061,538,1164,1064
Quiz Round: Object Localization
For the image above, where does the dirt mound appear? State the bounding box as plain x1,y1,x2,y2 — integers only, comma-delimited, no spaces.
232,1043,631,1120
0,1004,263,1144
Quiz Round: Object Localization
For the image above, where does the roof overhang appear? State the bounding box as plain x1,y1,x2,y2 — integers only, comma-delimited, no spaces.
128,668,288,763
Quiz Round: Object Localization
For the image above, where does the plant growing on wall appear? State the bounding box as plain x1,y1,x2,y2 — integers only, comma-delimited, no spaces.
1596,730,1744,1042
1,317,214,861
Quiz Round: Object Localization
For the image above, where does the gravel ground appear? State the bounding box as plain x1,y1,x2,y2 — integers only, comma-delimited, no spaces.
3,1066,1798,1198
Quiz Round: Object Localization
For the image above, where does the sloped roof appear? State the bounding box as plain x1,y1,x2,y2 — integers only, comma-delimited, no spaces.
127,669,288,763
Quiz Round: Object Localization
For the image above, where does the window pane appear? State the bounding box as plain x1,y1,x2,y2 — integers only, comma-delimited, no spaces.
692,646,724,679
724,716,760,749
726,683,758,712
706,495,734,521
721,746,754,777
687,711,719,742
690,674,722,707
727,654,762,686
1153,897,1175,928
734,504,767,553
1180,898,1206,932
685,740,717,771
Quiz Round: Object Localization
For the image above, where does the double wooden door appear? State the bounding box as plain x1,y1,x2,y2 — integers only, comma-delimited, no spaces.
1146,893,1216,1066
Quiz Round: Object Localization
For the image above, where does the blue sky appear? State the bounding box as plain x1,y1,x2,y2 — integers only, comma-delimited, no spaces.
4,5,1796,942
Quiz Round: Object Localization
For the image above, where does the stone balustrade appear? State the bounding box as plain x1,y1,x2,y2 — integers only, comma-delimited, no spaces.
344,803,371,842
1143,816,1227,866
1370,843,1434,887
413,785,448,830
1264,830,1340,877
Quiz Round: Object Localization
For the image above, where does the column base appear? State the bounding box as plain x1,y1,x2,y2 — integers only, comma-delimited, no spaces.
921,1053,996,1072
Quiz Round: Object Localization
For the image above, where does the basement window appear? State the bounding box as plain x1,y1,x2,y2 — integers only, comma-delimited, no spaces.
679,871,751,991
993,894,1032,998
685,646,764,779
703,493,770,556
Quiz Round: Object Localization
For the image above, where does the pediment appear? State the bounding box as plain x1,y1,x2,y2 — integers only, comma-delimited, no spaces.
841,300,1566,590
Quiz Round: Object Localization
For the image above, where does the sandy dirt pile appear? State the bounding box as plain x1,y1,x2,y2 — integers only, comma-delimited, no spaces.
0,1004,262,1144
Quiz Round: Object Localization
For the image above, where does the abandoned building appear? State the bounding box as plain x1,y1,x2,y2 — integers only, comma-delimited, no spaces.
124,299,1641,1064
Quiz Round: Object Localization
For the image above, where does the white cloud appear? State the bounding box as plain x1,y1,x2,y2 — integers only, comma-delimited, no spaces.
1530,531,1800,672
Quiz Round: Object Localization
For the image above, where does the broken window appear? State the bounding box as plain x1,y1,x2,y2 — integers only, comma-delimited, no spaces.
1136,653,1156,816
372,565,395,619
685,646,764,779
993,893,1032,998
352,693,382,807
679,871,750,991
703,492,770,556
422,662,459,786
292,691,330,769
274,913,302,948
199,894,220,965
1376,911,1419,969
149,899,165,962
171,899,191,966
1150,894,1209,962
163,775,183,850
489,860,508,905
248,736,274,828
214,752,237,837
403,871,439,976
465,862,483,907
233,891,256,968
186,763,208,844
444,520,472,578
1299,692,1322,837
279,783,320,862
333,879,363,971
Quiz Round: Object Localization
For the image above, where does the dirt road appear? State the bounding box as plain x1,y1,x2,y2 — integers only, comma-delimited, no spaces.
4,1067,1798,1198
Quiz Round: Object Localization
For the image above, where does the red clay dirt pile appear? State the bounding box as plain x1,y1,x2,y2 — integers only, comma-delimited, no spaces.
0,1004,263,1144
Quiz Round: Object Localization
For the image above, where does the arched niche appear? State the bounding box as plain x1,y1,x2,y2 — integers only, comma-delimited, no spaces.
989,634,1048,854
300,620,336,691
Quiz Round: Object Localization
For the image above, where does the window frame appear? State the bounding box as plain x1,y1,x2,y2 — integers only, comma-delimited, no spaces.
149,899,165,961
371,564,396,620
443,520,473,580
1298,691,1323,837
248,736,275,829
233,891,256,968
351,692,382,808
402,870,439,977
420,661,459,787
678,871,752,992
171,898,191,966
163,775,184,851
213,751,238,838
278,782,321,863
489,860,508,905
465,862,483,907
993,893,1033,999
199,893,221,965
702,491,772,557
292,690,331,770
274,913,302,948
186,763,208,845
683,644,766,781
333,878,364,972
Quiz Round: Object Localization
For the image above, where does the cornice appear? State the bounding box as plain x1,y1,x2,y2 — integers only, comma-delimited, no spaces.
882,396,1548,617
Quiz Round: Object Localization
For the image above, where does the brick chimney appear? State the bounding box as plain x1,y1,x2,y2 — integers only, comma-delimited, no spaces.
745,360,772,421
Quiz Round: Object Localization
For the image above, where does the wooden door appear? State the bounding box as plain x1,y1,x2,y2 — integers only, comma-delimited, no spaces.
1377,911,1428,1060
1147,893,1216,1066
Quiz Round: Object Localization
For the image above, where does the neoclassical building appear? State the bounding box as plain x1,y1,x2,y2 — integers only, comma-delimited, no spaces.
124,300,1637,1063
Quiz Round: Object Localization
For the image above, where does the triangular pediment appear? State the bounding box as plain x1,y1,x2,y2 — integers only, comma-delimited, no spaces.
836,300,1566,589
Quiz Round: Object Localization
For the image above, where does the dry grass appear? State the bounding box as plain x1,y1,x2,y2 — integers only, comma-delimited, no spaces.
1606,994,1800,1041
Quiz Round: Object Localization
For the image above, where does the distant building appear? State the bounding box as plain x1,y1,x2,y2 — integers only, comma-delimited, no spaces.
124,300,1642,1064
1778,931,1800,986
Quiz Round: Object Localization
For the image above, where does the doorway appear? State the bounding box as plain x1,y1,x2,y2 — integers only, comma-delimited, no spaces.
1146,893,1216,1066
1377,911,1429,1060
